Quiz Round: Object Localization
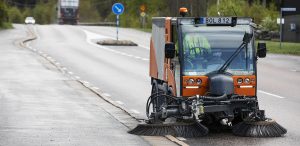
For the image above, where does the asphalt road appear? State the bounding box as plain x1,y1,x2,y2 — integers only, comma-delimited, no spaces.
31,24,300,146
0,24,152,146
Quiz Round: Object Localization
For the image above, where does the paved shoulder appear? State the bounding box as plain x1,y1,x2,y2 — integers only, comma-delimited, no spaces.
0,25,152,146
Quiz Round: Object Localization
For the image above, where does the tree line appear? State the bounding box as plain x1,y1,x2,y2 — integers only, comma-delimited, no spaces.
1,0,279,31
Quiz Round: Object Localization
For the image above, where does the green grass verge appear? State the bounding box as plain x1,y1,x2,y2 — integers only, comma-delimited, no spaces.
257,40,300,56
0,22,13,30
135,28,152,33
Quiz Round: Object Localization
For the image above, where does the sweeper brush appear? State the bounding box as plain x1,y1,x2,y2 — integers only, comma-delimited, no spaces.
232,118,287,137
128,122,209,137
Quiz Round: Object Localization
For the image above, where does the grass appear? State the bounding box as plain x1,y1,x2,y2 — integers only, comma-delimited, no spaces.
0,22,13,30
135,28,152,33
257,40,300,56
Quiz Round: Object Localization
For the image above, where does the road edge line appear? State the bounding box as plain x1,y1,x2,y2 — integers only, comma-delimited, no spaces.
165,135,189,146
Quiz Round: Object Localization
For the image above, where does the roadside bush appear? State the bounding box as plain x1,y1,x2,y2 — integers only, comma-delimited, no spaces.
22,8,33,20
0,1,9,26
208,0,245,16
244,1,267,24
79,0,101,22
32,2,56,24
208,0,279,31
261,16,278,31
8,7,23,23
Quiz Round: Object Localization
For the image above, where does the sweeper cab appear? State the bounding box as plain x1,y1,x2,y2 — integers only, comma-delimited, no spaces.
129,10,287,138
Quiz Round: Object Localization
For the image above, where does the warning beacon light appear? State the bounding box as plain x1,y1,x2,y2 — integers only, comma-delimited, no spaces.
179,7,188,17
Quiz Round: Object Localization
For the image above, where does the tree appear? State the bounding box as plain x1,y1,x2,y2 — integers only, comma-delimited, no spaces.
8,6,22,23
0,1,9,26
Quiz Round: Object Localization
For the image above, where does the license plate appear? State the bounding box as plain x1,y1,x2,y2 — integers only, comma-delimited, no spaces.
205,17,232,25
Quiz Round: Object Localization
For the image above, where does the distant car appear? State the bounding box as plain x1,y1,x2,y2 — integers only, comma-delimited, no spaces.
25,17,35,24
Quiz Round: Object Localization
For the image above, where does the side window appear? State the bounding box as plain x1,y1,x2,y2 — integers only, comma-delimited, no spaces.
172,25,178,56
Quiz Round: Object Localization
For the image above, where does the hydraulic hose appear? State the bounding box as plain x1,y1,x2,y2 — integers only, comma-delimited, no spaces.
200,94,228,101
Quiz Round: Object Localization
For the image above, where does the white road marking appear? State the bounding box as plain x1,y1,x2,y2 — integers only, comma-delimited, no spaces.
82,81,89,84
83,29,148,62
115,101,124,105
258,90,286,99
91,86,99,90
55,62,60,65
176,137,187,141
130,109,140,114
68,71,74,75
102,93,111,97
62,67,67,70
74,76,80,79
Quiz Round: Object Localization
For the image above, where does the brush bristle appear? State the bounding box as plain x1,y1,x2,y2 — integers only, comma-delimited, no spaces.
128,123,176,136
232,119,287,137
128,122,209,137
174,122,209,137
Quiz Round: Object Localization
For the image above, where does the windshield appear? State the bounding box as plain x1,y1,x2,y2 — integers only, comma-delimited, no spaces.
180,25,254,76
26,17,34,20
61,8,77,17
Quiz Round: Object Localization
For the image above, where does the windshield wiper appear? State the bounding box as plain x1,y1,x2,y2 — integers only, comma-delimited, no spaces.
217,32,253,74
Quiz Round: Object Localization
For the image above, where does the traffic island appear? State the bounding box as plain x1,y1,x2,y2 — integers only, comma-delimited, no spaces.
97,39,138,46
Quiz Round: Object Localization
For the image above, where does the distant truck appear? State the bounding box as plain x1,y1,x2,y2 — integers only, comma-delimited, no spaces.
57,0,79,25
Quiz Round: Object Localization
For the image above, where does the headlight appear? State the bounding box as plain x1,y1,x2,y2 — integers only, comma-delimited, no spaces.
244,78,250,84
187,78,195,84
237,78,243,84
196,78,202,85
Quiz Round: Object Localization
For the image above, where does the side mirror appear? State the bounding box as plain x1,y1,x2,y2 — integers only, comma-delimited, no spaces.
257,42,267,58
165,42,176,59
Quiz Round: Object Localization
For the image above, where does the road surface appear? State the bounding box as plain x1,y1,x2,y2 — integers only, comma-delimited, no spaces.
0,25,176,146
30,24,300,146
0,24,153,146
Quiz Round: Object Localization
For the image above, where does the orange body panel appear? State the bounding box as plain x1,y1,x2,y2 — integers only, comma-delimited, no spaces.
182,76,209,96
233,75,256,96
163,18,177,95
149,38,158,78
182,75,256,97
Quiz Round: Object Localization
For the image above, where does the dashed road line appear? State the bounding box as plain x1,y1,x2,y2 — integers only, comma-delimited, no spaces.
258,90,286,99
102,93,111,97
130,109,140,114
91,86,99,90
115,101,124,105
82,81,89,84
